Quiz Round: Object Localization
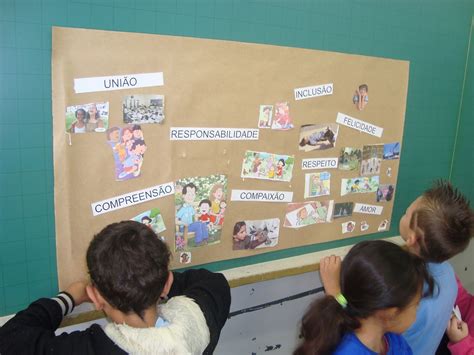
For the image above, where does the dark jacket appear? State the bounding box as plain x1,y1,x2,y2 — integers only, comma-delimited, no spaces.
0,269,231,354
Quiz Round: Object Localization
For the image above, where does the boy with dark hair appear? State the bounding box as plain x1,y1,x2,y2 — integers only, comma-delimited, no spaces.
0,221,231,354
320,180,473,355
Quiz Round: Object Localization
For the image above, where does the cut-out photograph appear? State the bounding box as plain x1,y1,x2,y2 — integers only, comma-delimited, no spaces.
342,221,356,234
232,218,280,250
376,184,395,202
338,147,362,171
353,84,368,111
333,202,354,219
360,144,383,176
383,142,400,160
123,94,165,124
66,102,109,133
299,123,339,152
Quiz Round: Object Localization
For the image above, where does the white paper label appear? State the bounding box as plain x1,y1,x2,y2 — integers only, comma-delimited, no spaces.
302,158,338,170
294,83,333,101
336,112,383,138
74,72,164,94
353,203,383,215
231,189,293,202
170,127,259,140
91,182,174,216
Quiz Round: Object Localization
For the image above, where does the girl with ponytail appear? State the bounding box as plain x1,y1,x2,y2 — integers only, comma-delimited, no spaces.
294,240,434,355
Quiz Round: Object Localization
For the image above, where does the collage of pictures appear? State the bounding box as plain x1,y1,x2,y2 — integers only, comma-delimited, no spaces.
65,79,399,264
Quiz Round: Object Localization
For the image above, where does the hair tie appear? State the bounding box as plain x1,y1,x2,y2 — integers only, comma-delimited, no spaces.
335,293,348,309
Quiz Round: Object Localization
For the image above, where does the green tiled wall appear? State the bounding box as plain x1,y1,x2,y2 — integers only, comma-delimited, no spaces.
0,0,473,316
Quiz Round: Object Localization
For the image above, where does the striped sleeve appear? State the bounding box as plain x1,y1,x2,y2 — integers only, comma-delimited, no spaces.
51,291,75,317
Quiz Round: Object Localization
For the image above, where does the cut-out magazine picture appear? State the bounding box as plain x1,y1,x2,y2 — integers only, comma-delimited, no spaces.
284,200,334,228
257,105,273,128
241,150,294,182
298,123,339,152
106,125,146,181
131,208,166,234
175,174,227,251
341,176,379,196
333,202,354,219
232,218,280,250
376,184,395,202
338,147,362,171
360,144,383,176
123,94,165,124
271,102,293,130
304,172,331,198
383,142,400,160
66,102,109,133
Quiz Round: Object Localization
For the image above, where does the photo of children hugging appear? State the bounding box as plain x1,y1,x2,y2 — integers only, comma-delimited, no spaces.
106,124,147,181
241,150,295,182
284,200,334,228
232,218,280,250
298,124,339,152
353,83,369,111
66,102,109,133
174,174,227,250
360,144,383,176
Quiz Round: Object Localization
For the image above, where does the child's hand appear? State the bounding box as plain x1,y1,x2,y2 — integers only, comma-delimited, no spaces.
65,281,91,306
320,255,341,297
447,316,469,343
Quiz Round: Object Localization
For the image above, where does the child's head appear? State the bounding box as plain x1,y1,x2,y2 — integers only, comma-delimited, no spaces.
107,127,120,142
400,180,473,262
130,139,146,155
75,108,86,121
295,240,433,355
199,199,211,214
86,221,171,318
132,124,143,139
278,158,285,167
233,221,247,241
358,84,368,94
141,215,152,225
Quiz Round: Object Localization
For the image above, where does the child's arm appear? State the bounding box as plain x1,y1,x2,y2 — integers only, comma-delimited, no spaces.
455,275,474,318
320,255,342,296
0,281,117,354
169,269,231,355
447,316,474,355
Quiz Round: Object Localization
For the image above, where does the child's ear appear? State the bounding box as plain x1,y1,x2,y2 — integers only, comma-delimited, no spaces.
86,285,105,311
405,228,419,248
161,271,174,298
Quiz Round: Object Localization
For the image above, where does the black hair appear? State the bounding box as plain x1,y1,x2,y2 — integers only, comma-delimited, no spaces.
75,108,86,118
278,158,285,166
199,199,212,207
132,124,142,132
141,216,152,223
182,182,197,195
294,240,434,355
86,221,171,318
130,139,146,151
411,180,473,262
233,221,246,236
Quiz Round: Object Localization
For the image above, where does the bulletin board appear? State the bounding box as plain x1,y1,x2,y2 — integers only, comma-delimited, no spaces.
52,27,408,288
